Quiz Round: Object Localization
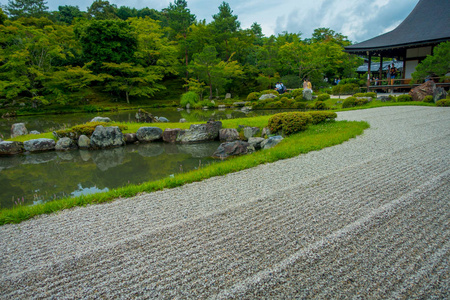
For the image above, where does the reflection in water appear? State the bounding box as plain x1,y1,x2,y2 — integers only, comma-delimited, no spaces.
0,141,220,209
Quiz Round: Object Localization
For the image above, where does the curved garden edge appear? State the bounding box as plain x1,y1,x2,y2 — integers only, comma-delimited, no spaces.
0,120,369,225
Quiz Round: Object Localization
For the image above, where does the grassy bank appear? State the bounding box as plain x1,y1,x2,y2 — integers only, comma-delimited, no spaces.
0,120,369,225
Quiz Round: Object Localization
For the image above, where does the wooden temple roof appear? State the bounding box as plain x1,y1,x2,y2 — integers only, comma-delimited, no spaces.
345,0,450,56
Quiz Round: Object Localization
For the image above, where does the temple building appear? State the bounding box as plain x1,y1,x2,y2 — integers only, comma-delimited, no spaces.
345,0,450,82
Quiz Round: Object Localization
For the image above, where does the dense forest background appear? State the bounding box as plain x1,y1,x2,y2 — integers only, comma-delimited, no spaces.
0,0,362,106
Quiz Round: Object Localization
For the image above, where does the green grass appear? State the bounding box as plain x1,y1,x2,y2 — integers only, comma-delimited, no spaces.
0,120,369,225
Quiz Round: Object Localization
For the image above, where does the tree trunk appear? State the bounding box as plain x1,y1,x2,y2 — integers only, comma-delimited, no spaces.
126,91,130,104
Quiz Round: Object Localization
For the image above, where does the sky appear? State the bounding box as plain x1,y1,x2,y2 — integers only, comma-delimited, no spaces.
42,0,420,43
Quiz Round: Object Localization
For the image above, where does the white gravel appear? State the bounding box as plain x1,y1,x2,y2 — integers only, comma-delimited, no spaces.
0,106,449,299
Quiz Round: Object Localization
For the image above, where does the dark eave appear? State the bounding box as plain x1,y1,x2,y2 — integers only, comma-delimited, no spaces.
345,0,450,55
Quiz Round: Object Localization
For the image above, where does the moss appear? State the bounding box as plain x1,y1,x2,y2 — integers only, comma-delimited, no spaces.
55,122,128,138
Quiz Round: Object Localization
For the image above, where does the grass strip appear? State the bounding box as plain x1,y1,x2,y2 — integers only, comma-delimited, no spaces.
0,120,368,225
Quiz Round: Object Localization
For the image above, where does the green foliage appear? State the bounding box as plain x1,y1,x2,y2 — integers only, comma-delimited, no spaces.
294,95,305,102
342,96,356,108
365,92,377,98
308,111,337,124
268,112,312,135
290,88,303,98
423,95,434,103
180,91,200,107
354,97,369,106
317,94,330,101
332,83,359,95
412,41,450,82
55,121,128,138
247,92,260,101
396,94,413,102
310,101,328,110
436,99,450,107
4,0,49,19
261,89,279,96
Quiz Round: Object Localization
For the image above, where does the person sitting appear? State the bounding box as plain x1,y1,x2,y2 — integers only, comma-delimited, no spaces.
275,82,281,91
279,82,286,94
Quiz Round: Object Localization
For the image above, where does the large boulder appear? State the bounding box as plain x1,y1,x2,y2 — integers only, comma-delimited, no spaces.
11,123,28,138
162,128,181,143
302,89,313,101
136,127,163,142
433,87,447,102
55,137,77,151
212,140,250,159
123,133,137,144
90,116,111,123
24,138,56,152
90,126,125,149
261,135,283,149
78,135,91,149
247,137,265,150
243,127,260,140
0,141,23,155
177,120,222,143
409,80,435,101
259,94,276,101
158,116,169,123
135,109,158,123
219,128,239,142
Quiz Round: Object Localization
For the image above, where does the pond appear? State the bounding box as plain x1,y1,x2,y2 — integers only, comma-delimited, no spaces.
0,107,294,209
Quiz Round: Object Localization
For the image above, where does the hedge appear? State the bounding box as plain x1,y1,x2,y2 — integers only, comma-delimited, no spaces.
268,111,337,135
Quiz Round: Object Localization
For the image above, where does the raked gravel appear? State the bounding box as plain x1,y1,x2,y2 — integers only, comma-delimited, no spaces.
0,106,449,299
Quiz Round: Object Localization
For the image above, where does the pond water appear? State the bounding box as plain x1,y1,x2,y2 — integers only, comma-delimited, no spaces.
0,107,294,209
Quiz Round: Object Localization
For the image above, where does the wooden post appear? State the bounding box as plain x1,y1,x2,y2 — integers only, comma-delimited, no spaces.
367,53,371,92
379,56,383,81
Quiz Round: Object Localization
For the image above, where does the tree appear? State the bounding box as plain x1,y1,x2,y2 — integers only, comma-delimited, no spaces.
189,46,243,99
75,19,137,73
101,62,164,104
210,2,240,61
57,5,83,24
0,8,8,25
116,6,138,20
4,0,48,19
412,41,450,82
87,0,117,20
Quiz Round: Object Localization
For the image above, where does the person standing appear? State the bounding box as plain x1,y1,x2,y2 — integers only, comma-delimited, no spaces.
389,63,397,85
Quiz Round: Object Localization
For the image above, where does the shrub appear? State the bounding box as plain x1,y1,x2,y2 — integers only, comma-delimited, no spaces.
281,112,313,135
332,84,359,95
423,95,434,103
293,102,308,109
365,92,377,98
342,97,356,108
286,99,295,107
261,89,279,96
436,99,450,107
200,99,215,108
317,94,331,101
55,122,128,138
308,111,338,125
397,94,413,102
266,101,283,108
290,88,303,98
267,113,288,132
388,95,397,102
280,97,289,103
353,93,365,98
311,101,328,110
180,91,200,108
247,92,260,101
354,97,369,106
294,95,305,102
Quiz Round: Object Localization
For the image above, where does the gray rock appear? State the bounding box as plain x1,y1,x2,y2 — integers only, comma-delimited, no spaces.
55,137,78,151
186,103,191,109
24,138,56,152
90,126,125,149
179,118,187,123
243,127,260,140
177,108,184,111
124,133,137,144
162,128,181,143
433,87,447,102
225,93,232,99
78,135,91,149
11,123,28,138
259,94,276,100
303,89,313,101
218,105,226,109
212,141,250,159
30,130,40,135
247,137,265,150
0,141,23,155
135,109,158,123
90,117,111,123
136,127,163,142
261,135,283,149
177,120,222,143
158,117,169,123
219,128,239,142
261,127,271,138
241,106,252,112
